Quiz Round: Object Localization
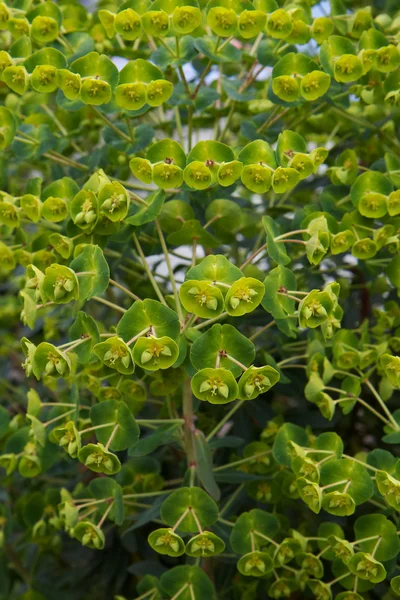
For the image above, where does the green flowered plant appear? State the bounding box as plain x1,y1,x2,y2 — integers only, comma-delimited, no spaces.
1,0,400,598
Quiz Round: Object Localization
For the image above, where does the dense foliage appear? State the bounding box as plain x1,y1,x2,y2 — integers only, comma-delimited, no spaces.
1,0,400,598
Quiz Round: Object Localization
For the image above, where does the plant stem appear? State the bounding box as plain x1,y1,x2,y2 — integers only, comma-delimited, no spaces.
132,233,167,306
206,400,245,442
92,108,131,142
214,450,271,471
109,278,141,301
182,378,196,474
155,218,184,325
92,296,127,313
249,320,276,342
364,379,399,430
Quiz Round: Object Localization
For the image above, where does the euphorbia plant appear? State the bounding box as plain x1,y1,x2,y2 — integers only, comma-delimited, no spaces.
1,0,400,599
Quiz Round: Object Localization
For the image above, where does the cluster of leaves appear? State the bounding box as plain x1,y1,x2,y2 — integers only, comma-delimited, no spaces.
1,0,400,599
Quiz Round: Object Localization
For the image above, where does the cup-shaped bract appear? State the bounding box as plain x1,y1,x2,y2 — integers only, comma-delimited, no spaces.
98,182,129,222
114,8,142,40
225,277,265,316
42,264,79,304
192,367,238,404
93,336,134,374
73,521,105,550
148,528,185,557
185,532,225,557
238,365,280,400
180,280,224,318
133,335,179,371
78,442,121,475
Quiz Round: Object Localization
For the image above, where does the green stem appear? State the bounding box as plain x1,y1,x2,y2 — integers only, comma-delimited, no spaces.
214,450,271,472
155,218,184,325
132,233,167,306
206,400,245,442
109,278,141,301
92,107,131,142
92,296,127,313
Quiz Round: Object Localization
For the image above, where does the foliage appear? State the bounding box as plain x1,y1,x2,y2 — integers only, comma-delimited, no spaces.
0,0,400,598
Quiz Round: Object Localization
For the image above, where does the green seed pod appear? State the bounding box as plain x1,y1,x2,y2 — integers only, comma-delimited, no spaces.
31,15,59,43
185,532,225,557
238,365,280,400
80,79,112,106
172,6,202,34
115,82,147,110
98,182,129,222
272,75,300,102
93,336,134,374
148,528,185,557
71,190,98,231
225,277,264,316
184,161,213,190
207,7,237,38
238,10,266,39
334,54,363,83
146,79,173,107
191,367,238,404
266,9,293,39
179,280,224,318
300,71,331,101
321,491,355,516
3,65,29,95
78,442,121,475
241,164,272,193
152,162,183,189
114,8,142,40
272,167,300,193
130,157,153,184
73,521,105,549
42,264,79,304
237,551,274,577
133,336,179,371
142,10,169,37
57,70,81,101
51,420,81,458
31,65,58,93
